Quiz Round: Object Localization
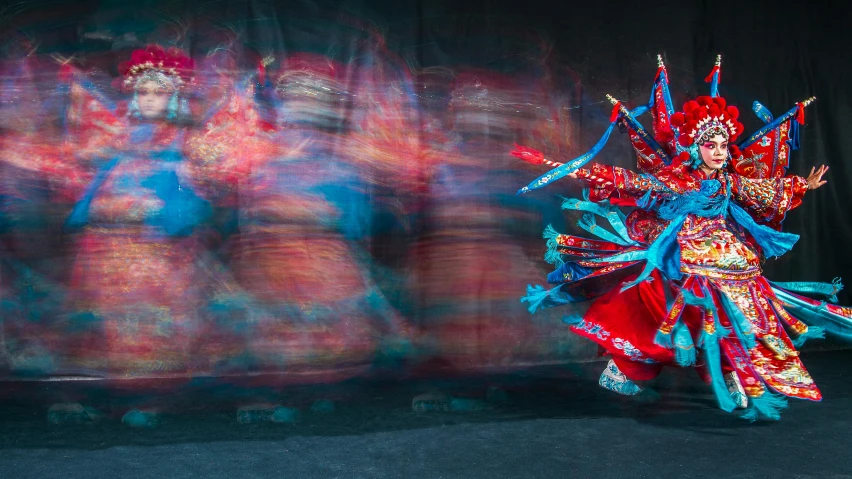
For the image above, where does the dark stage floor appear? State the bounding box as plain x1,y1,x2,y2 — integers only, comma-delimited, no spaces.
1,350,852,478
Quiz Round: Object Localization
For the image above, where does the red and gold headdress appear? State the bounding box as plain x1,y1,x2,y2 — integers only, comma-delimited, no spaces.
670,96,744,148
118,45,194,92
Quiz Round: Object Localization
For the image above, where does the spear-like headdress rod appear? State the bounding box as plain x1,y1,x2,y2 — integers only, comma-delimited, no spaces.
801,96,817,107
605,94,630,120
706,54,722,97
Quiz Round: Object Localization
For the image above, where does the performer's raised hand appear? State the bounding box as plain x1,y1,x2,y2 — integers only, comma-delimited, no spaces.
807,165,829,190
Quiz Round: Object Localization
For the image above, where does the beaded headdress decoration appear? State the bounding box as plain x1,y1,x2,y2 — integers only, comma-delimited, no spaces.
118,45,194,92
118,45,194,119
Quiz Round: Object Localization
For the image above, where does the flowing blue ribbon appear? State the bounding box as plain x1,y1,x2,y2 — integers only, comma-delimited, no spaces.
727,203,799,258
738,104,802,149
752,101,774,124
770,278,843,303
772,287,852,341
518,67,682,195
658,73,676,118
561,197,636,245
709,71,720,98
517,121,618,195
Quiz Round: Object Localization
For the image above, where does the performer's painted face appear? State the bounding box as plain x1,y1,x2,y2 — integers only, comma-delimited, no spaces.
699,134,728,170
136,80,173,119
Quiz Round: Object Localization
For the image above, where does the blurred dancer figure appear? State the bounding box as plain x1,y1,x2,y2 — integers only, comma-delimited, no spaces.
0,49,69,376
186,53,411,379
410,69,573,371
345,42,436,363
62,45,211,377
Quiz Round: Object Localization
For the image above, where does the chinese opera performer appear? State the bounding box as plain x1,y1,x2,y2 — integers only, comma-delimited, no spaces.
184,51,414,377
60,45,213,377
516,55,852,421
409,69,574,370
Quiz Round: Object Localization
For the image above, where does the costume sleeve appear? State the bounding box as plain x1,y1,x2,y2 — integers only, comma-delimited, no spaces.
729,174,808,225
574,163,672,202
183,128,244,204
183,93,278,205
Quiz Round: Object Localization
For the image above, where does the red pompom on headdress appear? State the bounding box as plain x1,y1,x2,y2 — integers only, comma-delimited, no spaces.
118,45,194,91
670,96,744,148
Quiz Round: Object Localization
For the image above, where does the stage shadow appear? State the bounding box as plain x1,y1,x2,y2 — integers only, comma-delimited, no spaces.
0,350,848,450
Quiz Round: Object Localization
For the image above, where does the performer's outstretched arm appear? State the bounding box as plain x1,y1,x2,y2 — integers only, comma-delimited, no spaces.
568,163,672,201
729,165,828,225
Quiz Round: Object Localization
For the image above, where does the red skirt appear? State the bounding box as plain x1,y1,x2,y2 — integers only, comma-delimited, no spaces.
569,270,822,402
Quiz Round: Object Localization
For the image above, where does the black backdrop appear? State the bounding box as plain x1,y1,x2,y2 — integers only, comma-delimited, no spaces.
8,0,852,304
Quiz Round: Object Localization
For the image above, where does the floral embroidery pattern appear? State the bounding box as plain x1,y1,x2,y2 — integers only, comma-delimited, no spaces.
573,320,657,364
572,319,610,341
612,338,656,363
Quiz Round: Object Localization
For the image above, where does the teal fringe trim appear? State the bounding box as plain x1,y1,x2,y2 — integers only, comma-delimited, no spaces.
587,249,648,265
719,293,757,350
577,214,632,246
701,330,737,413
654,322,699,369
673,323,696,367
521,284,551,314
654,330,673,349
728,203,799,258
772,288,852,340
619,214,686,292
542,224,564,266
521,284,572,314
741,391,789,422
561,197,634,245
637,189,659,210
682,289,715,311
770,277,843,304
697,321,732,348
562,314,583,326
792,325,826,348
618,261,656,293
695,289,731,348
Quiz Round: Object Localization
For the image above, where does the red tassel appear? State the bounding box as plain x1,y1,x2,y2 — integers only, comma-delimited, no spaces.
795,103,806,124
510,144,545,165
609,102,622,123
704,66,720,83
257,61,266,85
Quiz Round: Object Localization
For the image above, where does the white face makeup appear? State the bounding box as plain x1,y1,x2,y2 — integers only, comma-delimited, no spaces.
134,76,175,120
699,133,729,171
